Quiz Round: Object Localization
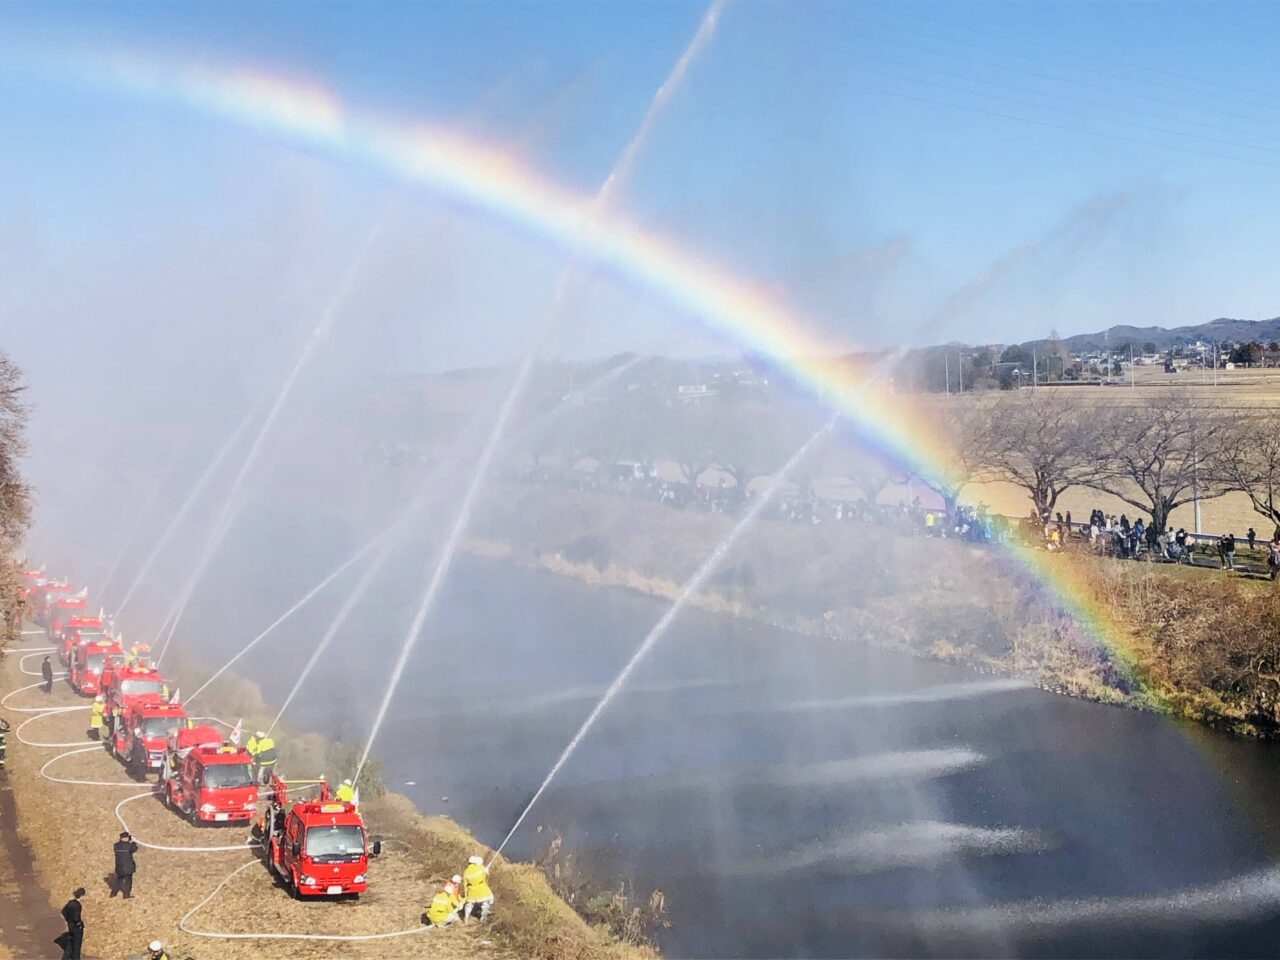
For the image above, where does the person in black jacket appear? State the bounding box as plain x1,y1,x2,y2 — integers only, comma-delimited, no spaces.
41,655,54,694
110,832,137,899
57,887,85,959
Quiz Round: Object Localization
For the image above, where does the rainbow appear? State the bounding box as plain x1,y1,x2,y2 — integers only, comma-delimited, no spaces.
34,49,1156,700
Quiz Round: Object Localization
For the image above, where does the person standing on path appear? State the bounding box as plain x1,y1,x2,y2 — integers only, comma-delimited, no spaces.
41,655,53,694
110,832,137,899
58,887,85,959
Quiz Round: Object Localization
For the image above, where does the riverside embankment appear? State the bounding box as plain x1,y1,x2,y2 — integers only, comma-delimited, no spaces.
0,631,656,960
463,482,1280,737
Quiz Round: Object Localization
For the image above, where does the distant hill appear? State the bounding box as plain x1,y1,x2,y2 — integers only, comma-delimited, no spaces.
1033,317,1280,353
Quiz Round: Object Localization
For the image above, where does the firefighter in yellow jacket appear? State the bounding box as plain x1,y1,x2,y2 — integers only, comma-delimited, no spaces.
245,731,277,785
89,695,105,740
425,881,460,927
462,855,494,921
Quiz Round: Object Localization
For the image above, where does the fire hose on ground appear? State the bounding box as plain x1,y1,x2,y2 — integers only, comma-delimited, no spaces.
3,644,441,945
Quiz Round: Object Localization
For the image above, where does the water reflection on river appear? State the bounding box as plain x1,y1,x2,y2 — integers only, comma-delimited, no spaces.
269,556,1280,958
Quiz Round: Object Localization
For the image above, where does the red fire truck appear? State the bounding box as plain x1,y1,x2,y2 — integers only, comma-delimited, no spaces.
56,613,105,665
28,580,72,626
161,728,258,824
47,596,91,645
68,638,123,696
110,698,188,780
100,662,168,741
262,775,370,897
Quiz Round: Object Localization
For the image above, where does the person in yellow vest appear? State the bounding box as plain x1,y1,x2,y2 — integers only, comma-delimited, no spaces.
89,695,105,740
425,881,460,927
245,731,278,785
335,778,355,803
462,855,494,921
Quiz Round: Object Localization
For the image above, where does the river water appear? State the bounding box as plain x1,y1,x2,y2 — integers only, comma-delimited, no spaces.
259,554,1280,958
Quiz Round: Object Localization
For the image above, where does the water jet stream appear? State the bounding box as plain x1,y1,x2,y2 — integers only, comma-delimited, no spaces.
182,531,390,705
113,401,260,618
266,356,650,740
154,219,388,664
492,415,836,861
351,3,726,786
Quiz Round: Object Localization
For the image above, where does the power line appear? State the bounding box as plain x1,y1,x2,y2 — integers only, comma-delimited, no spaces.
864,18,1280,123
898,12,1280,112
841,81,1280,172
847,61,1280,159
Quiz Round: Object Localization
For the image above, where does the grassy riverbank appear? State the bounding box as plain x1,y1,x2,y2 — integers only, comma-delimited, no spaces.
467,483,1280,737
0,640,656,960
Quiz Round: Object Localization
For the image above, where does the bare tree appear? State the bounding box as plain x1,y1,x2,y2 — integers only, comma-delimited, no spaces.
712,403,788,490
820,437,897,505
1087,403,1228,533
909,398,990,519
661,405,717,487
0,351,32,645
1216,409,1280,537
980,391,1099,516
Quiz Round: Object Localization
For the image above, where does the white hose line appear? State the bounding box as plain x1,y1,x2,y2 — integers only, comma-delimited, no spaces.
19,629,44,636
180,860,433,943
1,680,86,712
19,651,68,678
115,791,261,853
16,709,95,747
40,746,143,788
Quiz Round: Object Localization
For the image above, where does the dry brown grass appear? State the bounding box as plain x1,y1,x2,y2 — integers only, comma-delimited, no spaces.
0,647,654,960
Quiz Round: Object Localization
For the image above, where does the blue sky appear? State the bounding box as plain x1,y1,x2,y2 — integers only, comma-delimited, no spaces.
2,0,1280,384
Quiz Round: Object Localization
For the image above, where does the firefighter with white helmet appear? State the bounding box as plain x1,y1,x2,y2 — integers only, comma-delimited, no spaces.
146,939,169,959
425,881,460,926
335,778,355,803
462,855,494,921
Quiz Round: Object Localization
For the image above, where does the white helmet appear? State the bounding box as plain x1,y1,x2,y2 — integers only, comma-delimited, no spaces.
469,855,484,866
149,942,163,952
452,873,462,884
342,778,352,786
94,695,103,702
255,730,266,738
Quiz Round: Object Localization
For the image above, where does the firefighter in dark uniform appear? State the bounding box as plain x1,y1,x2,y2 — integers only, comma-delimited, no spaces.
58,887,86,959
110,831,138,899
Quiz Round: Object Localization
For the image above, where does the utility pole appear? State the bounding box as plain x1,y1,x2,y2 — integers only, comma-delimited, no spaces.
1033,347,1038,388
945,352,951,395
1129,344,1135,390
957,349,964,393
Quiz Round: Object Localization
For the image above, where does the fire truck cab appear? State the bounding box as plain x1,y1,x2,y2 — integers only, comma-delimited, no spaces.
111,698,188,780
29,580,72,626
57,614,104,665
263,776,369,898
69,639,123,696
161,729,258,824
101,661,167,732
47,597,91,645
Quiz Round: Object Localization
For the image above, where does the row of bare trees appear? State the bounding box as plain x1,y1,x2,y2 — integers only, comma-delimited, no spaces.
0,351,33,644
920,392,1280,535
516,385,1280,537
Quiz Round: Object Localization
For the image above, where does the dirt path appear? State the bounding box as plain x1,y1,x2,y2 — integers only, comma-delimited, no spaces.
0,768,62,960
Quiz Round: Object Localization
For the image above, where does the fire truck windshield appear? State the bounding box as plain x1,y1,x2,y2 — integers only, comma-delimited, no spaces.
304,825,364,862
119,679,163,697
202,763,253,789
141,716,182,739
71,629,103,643
85,653,105,675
